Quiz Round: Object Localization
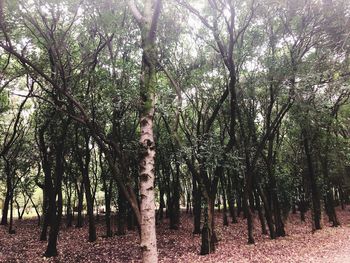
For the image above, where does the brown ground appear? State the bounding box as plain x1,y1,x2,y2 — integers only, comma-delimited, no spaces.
1,208,350,262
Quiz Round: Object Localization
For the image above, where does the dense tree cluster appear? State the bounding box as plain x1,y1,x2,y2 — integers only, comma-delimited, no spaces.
0,0,349,262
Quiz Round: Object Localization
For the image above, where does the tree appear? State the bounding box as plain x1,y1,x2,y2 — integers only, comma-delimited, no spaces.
129,0,161,262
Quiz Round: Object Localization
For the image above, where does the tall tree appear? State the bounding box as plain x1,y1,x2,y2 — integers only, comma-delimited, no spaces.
129,0,162,262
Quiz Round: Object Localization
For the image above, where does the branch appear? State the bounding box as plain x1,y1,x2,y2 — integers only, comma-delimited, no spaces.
149,0,162,41
0,81,33,157
128,0,144,25
178,0,213,30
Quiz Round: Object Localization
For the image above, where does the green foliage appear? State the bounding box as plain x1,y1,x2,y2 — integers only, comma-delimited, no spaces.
0,0,349,237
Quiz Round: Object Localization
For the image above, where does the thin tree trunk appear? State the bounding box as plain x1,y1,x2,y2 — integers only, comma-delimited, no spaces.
227,175,238,224
222,186,229,226
1,166,11,225
339,186,345,210
127,205,136,231
258,186,276,239
272,190,285,237
44,142,65,257
158,188,165,221
244,189,255,244
105,181,113,237
28,194,41,226
326,190,340,227
66,189,73,228
321,140,340,227
44,192,60,257
117,190,127,236
9,190,15,234
40,196,50,241
169,163,180,230
75,181,84,228
255,190,267,235
1,189,10,225
82,170,97,242
192,179,201,234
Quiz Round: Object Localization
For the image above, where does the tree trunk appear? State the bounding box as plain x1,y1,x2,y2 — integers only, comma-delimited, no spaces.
222,187,229,226
258,186,276,239
105,181,113,237
40,161,53,241
255,190,267,235
303,132,322,230
271,190,285,237
169,163,180,230
76,131,97,242
28,194,41,226
82,171,97,242
19,197,29,220
249,192,256,214
44,195,60,257
200,198,215,255
192,180,201,234
40,200,50,241
8,190,15,234
227,176,238,224
326,191,340,227
139,102,158,262
244,192,255,244
244,166,255,244
299,197,307,222
75,181,84,228
44,174,62,257
66,193,73,228
186,191,191,214
158,188,165,221
127,205,136,231
136,4,160,262
1,163,11,226
1,189,10,225
44,121,69,257
339,186,345,210
117,190,127,236
321,147,340,227
237,191,243,218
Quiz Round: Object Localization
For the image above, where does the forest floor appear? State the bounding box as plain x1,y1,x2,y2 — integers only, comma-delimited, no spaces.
1,208,350,262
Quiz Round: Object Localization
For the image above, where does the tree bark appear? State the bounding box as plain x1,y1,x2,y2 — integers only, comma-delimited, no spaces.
44,143,65,257
192,179,201,234
244,188,255,244
66,192,73,228
117,190,127,236
78,134,97,243
8,189,15,234
75,181,84,228
1,188,10,225
258,186,276,239
222,186,229,226
129,1,161,261
1,160,11,225
169,163,180,230
254,190,267,235
227,175,238,224
105,180,113,237
200,199,215,255
303,131,322,230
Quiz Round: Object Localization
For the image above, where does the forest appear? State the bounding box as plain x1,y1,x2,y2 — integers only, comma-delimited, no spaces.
0,0,349,262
